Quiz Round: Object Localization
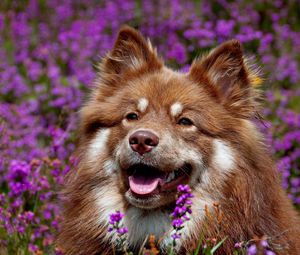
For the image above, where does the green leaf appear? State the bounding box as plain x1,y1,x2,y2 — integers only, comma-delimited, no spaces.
210,237,227,254
194,235,203,255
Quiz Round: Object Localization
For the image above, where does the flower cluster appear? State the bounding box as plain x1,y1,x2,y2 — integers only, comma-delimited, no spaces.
0,0,299,253
108,211,128,235
247,240,276,255
170,184,194,243
262,90,300,208
0,158,65,254
107,210,129,253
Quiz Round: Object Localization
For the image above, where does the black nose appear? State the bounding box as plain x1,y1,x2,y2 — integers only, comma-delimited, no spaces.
129,130,159,155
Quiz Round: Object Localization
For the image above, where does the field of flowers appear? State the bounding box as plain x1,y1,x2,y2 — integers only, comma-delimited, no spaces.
0,0,299,254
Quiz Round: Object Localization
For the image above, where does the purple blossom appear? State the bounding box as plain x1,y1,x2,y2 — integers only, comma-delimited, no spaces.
246,240,276,255
28,243,39,253
116,227,128,235
260,240,268,248
107,210,128,251
109,211,125,225
108,211,128,236
170,184,194,247
266,251,276,255
247,244,257,255
172,218,184,228
216,19,235,38
171,233,181,240
234,242,243,249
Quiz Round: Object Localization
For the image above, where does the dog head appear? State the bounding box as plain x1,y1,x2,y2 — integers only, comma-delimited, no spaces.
79,26,261,211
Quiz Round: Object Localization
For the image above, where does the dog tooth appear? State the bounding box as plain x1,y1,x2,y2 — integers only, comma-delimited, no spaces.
166,171,175,183
165,174,170,183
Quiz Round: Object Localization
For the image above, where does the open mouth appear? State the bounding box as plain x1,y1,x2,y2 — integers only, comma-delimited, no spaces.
126,163,192,197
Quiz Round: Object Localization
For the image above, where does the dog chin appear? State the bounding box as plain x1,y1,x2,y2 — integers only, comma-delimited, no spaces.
125,189,174,209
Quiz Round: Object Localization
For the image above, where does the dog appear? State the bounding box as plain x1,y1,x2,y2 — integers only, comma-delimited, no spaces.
57,26,300,254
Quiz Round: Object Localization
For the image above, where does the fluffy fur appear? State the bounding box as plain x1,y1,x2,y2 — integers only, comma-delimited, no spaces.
57,26,300,254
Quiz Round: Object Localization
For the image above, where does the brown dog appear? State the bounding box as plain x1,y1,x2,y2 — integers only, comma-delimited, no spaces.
57,26,300,254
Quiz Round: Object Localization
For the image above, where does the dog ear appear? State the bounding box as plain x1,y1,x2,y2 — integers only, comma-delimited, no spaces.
100,25,162,77
189,40,261,118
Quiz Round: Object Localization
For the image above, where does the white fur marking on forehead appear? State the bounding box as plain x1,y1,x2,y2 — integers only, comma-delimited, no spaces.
170,102,183,117
213,139,235,171
88,128,110,160
137,98,148,113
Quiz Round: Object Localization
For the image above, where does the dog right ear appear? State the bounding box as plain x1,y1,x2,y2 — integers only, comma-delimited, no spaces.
189,40,261,118
99,26,162,79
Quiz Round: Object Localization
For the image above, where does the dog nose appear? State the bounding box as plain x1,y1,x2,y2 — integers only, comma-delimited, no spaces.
129,130,159,155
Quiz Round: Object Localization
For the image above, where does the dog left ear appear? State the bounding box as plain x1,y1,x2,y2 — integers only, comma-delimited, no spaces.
100,25,162,77
189,40,261,118
94,26,163,99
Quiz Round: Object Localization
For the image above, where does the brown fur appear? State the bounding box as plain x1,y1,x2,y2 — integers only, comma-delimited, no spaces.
57,26,300,255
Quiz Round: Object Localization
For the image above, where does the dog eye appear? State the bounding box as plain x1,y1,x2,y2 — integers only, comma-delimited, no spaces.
177,117,193,126
126,113,139,121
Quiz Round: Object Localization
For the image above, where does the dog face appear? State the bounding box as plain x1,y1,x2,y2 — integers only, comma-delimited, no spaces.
79,26,260,213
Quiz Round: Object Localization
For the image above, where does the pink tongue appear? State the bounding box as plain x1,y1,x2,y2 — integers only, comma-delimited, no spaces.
129,175,160,195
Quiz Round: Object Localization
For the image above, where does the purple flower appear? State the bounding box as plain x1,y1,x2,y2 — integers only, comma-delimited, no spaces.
247,244,257,255
107,210,128,251
25,211,34,221
116,227,128,235
260,239,268,248
177,184,192,193
28,243,39,252
266,251,276,255
234,242,243,249
216,19,235,37
170,184,194,247
171,233,181,240
247,240,276,255
107,210,127,236
108,211,125,225
172,219,184,228
0,14,4,30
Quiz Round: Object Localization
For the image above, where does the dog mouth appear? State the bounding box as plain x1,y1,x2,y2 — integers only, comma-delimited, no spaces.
126,163,192,197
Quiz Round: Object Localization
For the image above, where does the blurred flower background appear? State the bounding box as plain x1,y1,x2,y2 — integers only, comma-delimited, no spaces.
0,0,299,254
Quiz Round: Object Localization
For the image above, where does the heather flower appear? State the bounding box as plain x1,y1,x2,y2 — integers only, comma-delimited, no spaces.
266,251,276,255
234,242,243,249
246,239,276,255
247,244,257,255
28,243,39,253
170,184,194,248
107,210,128,252
108,211,125,228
